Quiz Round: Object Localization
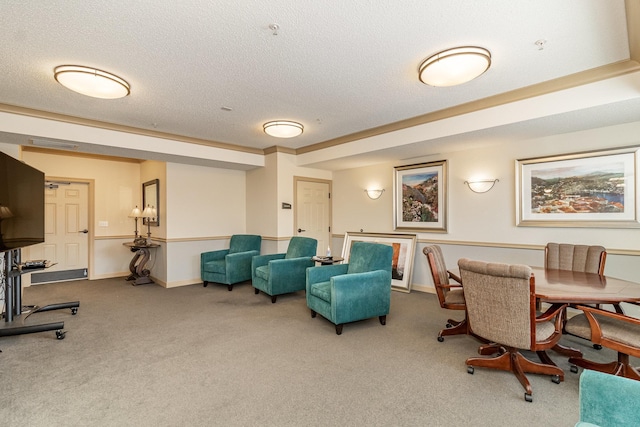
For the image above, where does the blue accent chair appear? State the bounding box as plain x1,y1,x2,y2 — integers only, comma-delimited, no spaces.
576,369,640,427
306,241,393,335
201,234,262,291
251,236,318,303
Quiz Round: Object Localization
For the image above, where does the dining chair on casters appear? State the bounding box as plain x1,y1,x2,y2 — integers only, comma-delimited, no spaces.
458,258,567,402
568,305,640,381
422,245,467,342
545,242,614,350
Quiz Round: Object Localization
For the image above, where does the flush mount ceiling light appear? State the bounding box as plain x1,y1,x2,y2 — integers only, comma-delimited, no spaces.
54,65,130,99
419,46,491,87
263,121,304,138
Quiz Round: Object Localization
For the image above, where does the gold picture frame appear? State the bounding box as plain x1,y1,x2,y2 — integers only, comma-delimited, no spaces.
341,232,417,293
516,147,639,228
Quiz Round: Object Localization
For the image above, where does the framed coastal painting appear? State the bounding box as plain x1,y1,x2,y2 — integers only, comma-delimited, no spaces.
516,147,639,228
341,232,417,293
393,160,447,232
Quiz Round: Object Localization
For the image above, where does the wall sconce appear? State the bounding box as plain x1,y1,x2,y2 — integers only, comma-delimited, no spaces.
464,179,499,193
365,189,385,200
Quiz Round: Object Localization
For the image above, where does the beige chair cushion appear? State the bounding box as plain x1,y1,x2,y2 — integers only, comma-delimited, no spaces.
566,312,640,348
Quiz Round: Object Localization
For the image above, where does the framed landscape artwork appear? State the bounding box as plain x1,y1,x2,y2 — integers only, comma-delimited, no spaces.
516,147,639,228
393,160,447,232
341,232,417,292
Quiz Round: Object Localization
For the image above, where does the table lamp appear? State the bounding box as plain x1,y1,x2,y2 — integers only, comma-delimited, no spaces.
142,204,156,245
128,206,142,241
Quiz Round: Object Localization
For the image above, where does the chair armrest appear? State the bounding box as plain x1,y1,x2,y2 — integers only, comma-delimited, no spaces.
331,270,391,304
226,250,259,263
307,264,349,286
251,253,285,270
201,249,230,263
575,304,640,343
536,303,567,330
447,270,462,284
268,256,315,276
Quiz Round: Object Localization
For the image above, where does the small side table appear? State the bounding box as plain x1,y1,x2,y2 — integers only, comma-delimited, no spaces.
312,256,344,266
123,242,159,285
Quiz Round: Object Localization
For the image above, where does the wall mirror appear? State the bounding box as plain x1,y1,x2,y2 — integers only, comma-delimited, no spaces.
142,179,159,226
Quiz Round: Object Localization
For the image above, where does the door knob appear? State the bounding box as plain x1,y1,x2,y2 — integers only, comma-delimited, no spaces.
297,228,306,233
80,229,89,234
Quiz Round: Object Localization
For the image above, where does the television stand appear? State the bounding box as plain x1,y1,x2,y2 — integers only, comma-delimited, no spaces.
0,250,79,342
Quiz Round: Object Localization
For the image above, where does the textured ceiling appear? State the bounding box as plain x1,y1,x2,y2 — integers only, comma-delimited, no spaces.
0,0,638,169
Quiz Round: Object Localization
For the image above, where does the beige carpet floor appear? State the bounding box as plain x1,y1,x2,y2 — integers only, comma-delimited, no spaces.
1,277,631,426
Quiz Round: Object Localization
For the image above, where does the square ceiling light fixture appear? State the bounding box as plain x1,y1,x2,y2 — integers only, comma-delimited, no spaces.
54,65,130,99
419,46,491,87
263,121,304,138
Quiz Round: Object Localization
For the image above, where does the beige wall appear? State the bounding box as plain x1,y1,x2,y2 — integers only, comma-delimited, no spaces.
332,120,640,293
4,119,640,292
163,162,246,285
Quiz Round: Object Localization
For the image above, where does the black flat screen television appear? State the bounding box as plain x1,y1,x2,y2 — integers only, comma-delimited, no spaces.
0,151,45,251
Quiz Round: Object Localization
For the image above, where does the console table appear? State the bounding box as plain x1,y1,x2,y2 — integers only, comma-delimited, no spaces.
123,242,159,285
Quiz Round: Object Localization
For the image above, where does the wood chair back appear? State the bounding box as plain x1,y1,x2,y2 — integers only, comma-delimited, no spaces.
423,245,464,310
545,243,606,275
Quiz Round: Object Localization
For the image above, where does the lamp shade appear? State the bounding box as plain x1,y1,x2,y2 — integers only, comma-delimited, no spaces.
263,121,304,138
54,65,130,99
142,205,156,219
0,205,14,219
365,189,385,200
464,179,499,193
419,46,491,87
128,206,142,218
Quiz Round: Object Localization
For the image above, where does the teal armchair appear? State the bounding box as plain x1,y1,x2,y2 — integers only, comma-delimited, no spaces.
576,369,640,427
201,234,262,291
252,236,317,303
306,241,393,335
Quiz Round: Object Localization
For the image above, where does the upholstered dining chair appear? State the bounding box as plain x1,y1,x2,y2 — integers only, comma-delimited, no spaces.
545,242,606,275
458,258,567,402
201,234,262,291
251,236,317,303
568,305,640,381
306,241,393,335
576,369,640,427
546,242,612,348
422,245,467,342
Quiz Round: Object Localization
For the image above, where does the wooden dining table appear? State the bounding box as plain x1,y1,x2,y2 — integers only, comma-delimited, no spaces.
531,267,640,305
452,265,640,360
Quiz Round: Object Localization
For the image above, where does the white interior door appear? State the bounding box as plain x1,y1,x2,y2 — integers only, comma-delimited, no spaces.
28,182,89,284
295,179,331,256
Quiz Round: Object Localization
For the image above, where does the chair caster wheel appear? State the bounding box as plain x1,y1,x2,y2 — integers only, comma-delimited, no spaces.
71,308,78,315
570,365,578,374
525,393,533,402
56,330,66,340
437,336,444,342
551,375,561,384
467,366,474,374
593,344,602,350
445,323,452,328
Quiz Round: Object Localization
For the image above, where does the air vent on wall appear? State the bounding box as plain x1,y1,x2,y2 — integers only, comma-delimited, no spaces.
30,138,79,151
